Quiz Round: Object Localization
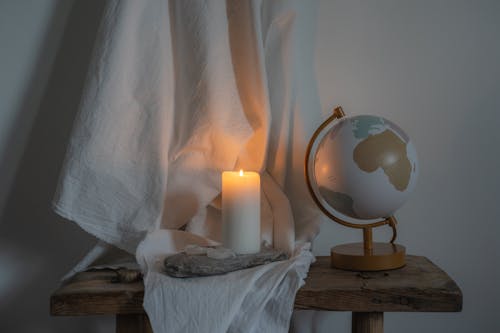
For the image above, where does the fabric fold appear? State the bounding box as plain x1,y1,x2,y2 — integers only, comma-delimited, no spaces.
53,0,323,332
137,230,314,333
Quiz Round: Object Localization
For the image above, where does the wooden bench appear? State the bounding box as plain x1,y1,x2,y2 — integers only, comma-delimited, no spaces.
51,255,462,333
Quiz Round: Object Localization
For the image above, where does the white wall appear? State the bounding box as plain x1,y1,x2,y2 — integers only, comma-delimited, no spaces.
0,1,498,332
0,1,113,332
311,1,500,332
0,0,68,215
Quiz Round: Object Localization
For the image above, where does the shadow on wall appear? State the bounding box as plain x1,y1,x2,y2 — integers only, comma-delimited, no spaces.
0,1,113,332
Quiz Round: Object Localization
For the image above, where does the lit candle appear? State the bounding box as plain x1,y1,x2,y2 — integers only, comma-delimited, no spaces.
222,170,261,254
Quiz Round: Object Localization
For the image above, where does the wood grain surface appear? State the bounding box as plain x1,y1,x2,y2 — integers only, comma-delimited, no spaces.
50,255,462,316
295,256,462,312
352,312,383,333
164,249,287,277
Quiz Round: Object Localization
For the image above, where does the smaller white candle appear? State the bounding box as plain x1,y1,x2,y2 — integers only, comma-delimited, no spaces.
222,170,261,254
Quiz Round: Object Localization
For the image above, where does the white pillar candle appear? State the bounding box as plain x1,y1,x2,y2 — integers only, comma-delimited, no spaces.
222,170,261,254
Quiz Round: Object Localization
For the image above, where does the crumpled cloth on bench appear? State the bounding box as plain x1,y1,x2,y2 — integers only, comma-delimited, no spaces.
137,230,314,333
53,0,323,332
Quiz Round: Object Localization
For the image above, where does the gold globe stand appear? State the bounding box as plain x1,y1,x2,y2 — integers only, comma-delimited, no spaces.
305,106,405,271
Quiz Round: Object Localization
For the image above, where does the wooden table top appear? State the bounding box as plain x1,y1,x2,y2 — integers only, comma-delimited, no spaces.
50,255,462,316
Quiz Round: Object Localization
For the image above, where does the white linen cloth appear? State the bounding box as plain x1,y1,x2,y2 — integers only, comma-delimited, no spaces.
53,0,325,332
137,230,314,333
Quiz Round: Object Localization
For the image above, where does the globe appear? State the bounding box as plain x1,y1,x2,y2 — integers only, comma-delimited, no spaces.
311,114,418,221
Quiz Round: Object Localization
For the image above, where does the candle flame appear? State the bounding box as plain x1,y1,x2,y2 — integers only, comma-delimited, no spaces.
239,169,244,176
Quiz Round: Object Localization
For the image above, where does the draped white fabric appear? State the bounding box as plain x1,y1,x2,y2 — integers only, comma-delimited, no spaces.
136,230,315,333
53,0,325,332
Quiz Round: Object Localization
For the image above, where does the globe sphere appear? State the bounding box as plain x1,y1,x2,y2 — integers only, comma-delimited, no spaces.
313,115,418,220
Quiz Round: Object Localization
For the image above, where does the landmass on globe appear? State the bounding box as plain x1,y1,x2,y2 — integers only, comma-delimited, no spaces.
313,115,418,220
354,130,411,191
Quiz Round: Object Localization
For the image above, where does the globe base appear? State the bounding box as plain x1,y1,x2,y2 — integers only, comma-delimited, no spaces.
331,242,405,271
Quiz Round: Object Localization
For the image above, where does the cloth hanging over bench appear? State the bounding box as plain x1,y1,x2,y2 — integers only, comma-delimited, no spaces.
53,0,323,332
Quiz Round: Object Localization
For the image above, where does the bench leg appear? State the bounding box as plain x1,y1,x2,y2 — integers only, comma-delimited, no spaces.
352,312,383,333
116,314,153,333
